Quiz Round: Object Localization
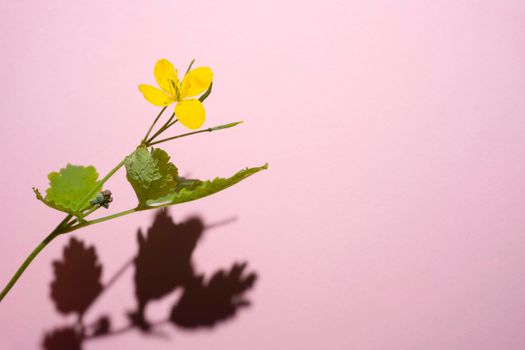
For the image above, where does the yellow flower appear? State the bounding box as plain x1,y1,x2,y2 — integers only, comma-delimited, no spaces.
139,59,213,130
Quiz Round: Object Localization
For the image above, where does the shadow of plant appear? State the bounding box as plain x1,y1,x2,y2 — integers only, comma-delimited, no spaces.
42,210,258,349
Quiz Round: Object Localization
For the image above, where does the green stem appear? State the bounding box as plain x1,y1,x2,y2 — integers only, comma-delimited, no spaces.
63,208,139,233
154,113,177,137
0,215,73,302
146,113,176,144
77,157,127,210
148,121,243,146
149,129,209,145
143,106,167,143
81,205,100,218
99,158,127,187
164,118,178,131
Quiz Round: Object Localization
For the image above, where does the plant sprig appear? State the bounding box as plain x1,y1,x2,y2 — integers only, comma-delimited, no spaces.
0,58,267,302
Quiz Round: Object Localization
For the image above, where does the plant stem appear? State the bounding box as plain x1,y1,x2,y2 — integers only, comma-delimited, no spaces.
143,106,167,143
148,121,243,146
77,158,127,210
153,113,177,137
164,118,178,130
146,113,176,144
148,130,208,146
98,158,127,187
81,205,100,218
63,208,139,233
0,215,72,302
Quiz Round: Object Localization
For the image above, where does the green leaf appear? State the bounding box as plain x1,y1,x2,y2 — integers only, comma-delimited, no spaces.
125,146,268,209
34,164,102,214
33,187,64,212
125,146,179,207
147,163,268,207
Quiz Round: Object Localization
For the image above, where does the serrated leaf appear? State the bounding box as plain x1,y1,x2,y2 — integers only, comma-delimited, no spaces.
35,164,102,214
147,163,268,207
125,146,179,207
33,187,65,212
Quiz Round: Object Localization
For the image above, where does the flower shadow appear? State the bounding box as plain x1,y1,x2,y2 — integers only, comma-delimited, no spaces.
42,209,258,349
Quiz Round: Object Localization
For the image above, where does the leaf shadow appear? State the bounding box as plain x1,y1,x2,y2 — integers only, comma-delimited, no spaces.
42,209,258,350
50,237,103,321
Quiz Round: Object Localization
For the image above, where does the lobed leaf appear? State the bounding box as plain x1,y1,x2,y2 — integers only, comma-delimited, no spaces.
125,146,179,207
34,164,102,214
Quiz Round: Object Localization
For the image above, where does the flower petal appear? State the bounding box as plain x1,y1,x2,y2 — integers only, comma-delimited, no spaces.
138,85,174,106
154,59,179,96
180,67,213,98
175,99,206,130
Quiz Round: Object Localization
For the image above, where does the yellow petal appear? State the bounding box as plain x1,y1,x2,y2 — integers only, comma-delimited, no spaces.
180,67,213,98
154,59,179,96
138,84,174,106
175,99,206,129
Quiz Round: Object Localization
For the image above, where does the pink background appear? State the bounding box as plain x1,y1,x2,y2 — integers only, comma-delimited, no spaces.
1,0,525,349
